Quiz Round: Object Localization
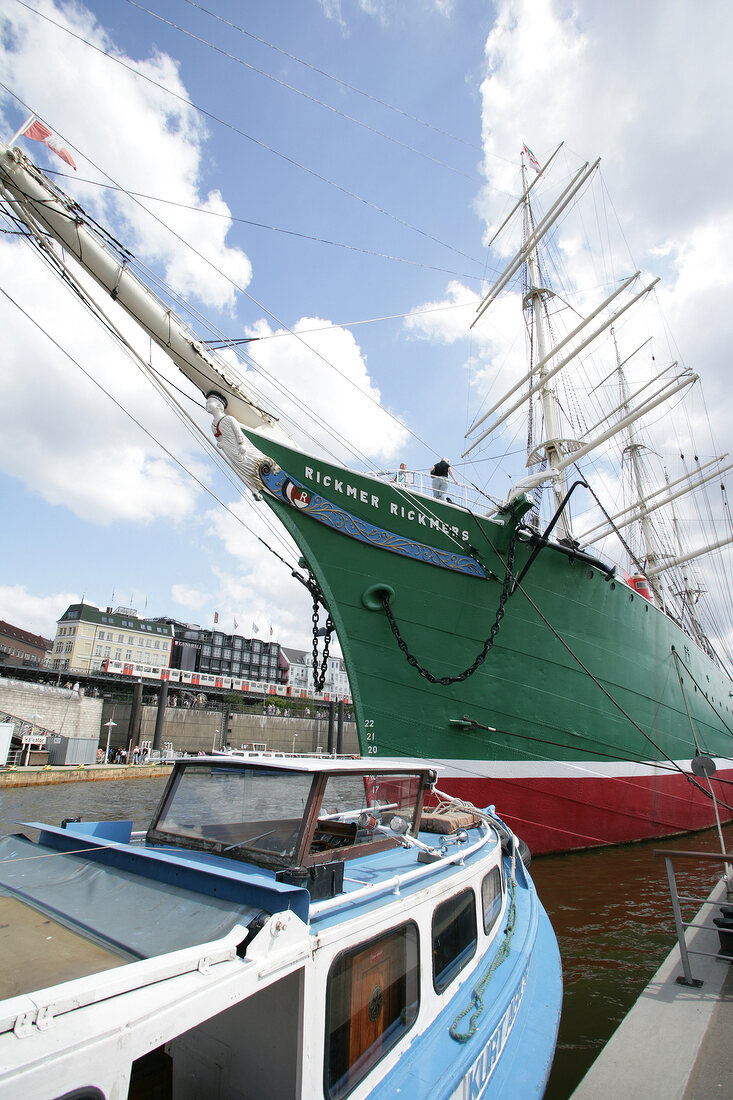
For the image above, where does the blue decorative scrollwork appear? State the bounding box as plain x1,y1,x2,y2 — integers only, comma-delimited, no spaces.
261,466,485,578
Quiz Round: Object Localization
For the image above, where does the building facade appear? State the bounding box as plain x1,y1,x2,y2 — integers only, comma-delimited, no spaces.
51,604,174,673
0,620,52,670
282,648,351,699
158,620,288,685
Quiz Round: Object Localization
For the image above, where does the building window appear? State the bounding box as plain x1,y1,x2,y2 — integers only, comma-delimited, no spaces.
64,642,73,654
432,890,477,993
115,649,122,661
325,923,419,1098
95,646,103,657
482,867,503,936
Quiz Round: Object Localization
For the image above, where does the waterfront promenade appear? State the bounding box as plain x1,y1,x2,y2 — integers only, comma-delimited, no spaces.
0,763,173,787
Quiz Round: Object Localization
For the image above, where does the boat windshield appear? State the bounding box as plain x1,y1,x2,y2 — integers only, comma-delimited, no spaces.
151,764,314,860
148,764,425,864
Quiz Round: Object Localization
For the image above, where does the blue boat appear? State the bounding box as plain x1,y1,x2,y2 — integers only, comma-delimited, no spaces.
0,757,561,1098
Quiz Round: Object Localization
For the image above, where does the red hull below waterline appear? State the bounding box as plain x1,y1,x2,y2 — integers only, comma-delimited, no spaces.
439,768,733,855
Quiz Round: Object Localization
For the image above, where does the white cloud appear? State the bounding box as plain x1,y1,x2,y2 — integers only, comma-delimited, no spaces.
0,240,205,524
0,0,251,311
240,317,409,465
317,0,455,29
205,498,319,650
170,585,211,613
405,0,733,461
0,585,77,639
0,1,410,538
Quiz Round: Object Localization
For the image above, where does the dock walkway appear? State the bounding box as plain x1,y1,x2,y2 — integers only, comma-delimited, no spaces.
0,764,172,787
571,877,733,1100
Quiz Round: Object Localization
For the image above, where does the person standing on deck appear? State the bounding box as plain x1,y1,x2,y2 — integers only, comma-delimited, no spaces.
430,458,457,500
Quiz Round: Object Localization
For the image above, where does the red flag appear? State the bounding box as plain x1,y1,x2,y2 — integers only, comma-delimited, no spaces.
23,120,76,170
213,611,219,624
522,143,541,173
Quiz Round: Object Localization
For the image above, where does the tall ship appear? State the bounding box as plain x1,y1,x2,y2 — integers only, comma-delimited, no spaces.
2,137,732,854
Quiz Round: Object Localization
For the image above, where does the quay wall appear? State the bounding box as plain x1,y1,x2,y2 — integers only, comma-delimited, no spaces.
103,702,360,756
0,677,102,740
0,678,360,764
0,764,173,788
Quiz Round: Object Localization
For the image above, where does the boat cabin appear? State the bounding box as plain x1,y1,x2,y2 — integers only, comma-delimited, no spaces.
0,753,562,1100
147,756,434,886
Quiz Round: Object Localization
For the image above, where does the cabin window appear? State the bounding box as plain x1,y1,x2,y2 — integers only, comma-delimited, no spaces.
325,923,419,1098
432,889,477,993
481,867,503,935
312,773,422,854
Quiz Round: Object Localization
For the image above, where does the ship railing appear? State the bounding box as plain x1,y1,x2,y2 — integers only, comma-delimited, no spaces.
372,468,495,513
654,848,733,986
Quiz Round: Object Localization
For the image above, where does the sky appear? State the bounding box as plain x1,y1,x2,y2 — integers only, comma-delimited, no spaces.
1,0,733,652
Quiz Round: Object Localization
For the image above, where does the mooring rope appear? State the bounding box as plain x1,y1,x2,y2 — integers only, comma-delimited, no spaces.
450,839,518,1043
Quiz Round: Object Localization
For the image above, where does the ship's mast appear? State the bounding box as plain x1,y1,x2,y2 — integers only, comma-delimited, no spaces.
520,157,571,538
663,467,714,653
613,328,660,578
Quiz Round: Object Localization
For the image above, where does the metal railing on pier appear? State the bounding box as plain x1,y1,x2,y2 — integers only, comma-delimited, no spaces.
655,848,733,986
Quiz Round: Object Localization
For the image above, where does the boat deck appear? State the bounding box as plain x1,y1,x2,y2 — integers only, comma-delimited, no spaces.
570,877,733,1099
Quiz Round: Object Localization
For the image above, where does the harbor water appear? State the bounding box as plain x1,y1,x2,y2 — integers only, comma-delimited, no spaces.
1,777,730,1099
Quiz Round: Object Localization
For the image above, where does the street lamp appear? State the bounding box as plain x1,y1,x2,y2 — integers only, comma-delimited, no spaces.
104,717,117,763
212,728,220,753
291,732,298,754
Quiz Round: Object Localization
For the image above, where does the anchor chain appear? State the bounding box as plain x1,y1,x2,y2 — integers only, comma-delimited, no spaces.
381,527,520,685
304,570,335,693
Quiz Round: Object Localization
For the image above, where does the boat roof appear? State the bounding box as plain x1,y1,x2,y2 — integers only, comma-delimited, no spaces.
191,754,438,776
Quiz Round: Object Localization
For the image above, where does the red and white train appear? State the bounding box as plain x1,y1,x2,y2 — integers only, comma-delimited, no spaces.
99,658,350,705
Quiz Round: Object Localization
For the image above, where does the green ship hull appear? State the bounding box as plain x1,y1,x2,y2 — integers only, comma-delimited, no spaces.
248,431,733,853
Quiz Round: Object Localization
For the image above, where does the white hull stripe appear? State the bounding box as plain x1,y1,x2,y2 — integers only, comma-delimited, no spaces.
379,757,733,781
